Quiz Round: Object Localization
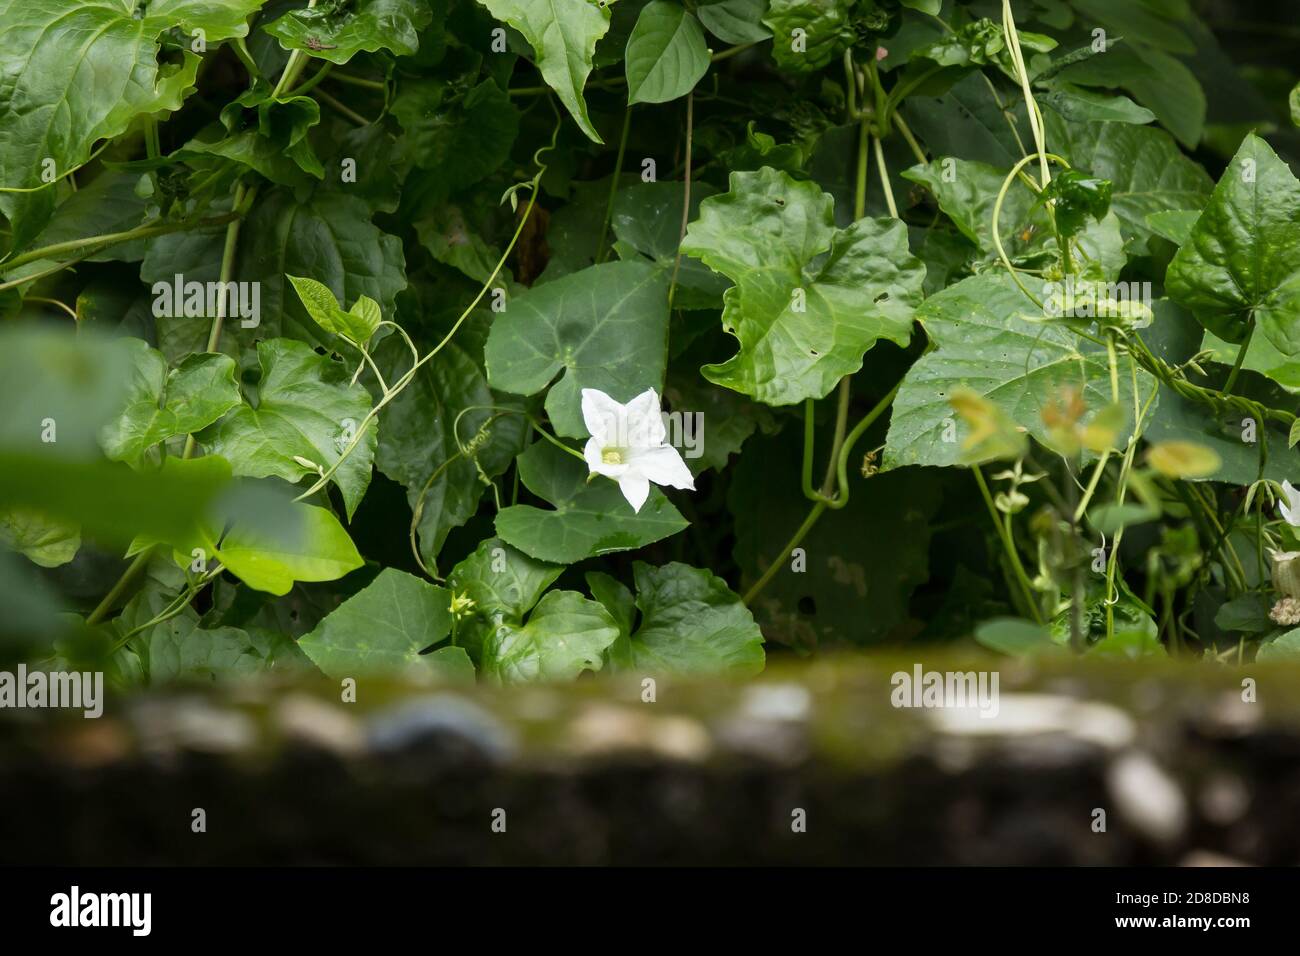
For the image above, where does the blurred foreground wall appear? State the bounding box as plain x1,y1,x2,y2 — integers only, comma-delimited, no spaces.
0,656,1297,865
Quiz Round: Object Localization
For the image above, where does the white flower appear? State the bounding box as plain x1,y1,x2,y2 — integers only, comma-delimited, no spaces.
581,387,694,513
1281,481,1300,526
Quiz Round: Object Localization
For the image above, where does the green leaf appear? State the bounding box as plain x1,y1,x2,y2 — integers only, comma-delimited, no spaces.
1038,82,1156,126
371,336,525,569
478,0,612,143
265,0,433,64
299,568,456,678
898,75,1026,170
0,509,79,569
762,0,854,73
139,618,267,683
602,562,765,676
883,274,1151,469
903,156,1127,276
1070,0,1195,55
1167,134,1300,355
611,180,728,309
974,617,1057,656
215,503,363,596
625,2,710,105
181,80,324,186
0,0,263,246
143,189,407,348
197,338,377,519
1144,209,1200,247
480,589,620,684
696,0,771,44
681,168,923,406
1201,330,1300,394
447,536,563,664
286,275,380,347
1059,42,1205,149
495,440,688,564
392,78,520,189
1258,627,1300,662
29,171,152,263
1044,114,1212,253
485,260,670,438
1040,170,1112,240
100,339,241,467
1214,593,1275,635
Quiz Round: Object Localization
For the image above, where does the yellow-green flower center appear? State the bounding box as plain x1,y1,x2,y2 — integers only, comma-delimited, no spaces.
601,447,625,465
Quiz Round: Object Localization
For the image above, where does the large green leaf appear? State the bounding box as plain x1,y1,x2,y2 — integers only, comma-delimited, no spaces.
592,562,765,676
299,568,457,678
495,440,688,564
392,78,519,190
0,509,79,569
611,180,728,309
762,0,854,73
485,260,670,438
28,171,152,263
680,168,924,405
371,337,525,569
480,589,620,684
697,0,771,44
100,339,241,467
1038,82,1156,126
0,0,263,246
446,536,562,664
1044,114,1212,254
625,2,710,105
142,189,407,348
883,274,1150,469
1167,134,1300,355
1058,41,1205,149
478,0,612,143
265,0,432,63
215,503,363,596
197,339,377,519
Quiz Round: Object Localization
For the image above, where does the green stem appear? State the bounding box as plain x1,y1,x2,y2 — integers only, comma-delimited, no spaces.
596,106,633,264
974,465,1043,623
527,417,588,464
667,91,694,311
743,501,827,606
873,134,898,218
892,113,928,166
329,70,385,91
290,63,333,97
1222,319,1255,396
315,88,370,126
85,552,151,627
270,0,319,98
0,213,239,278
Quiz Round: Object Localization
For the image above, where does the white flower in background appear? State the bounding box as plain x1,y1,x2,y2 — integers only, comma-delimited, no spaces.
582,387,694,513
1281,481,1300,526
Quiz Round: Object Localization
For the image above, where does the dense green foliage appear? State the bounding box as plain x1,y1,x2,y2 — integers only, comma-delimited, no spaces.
4,0,1300,686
